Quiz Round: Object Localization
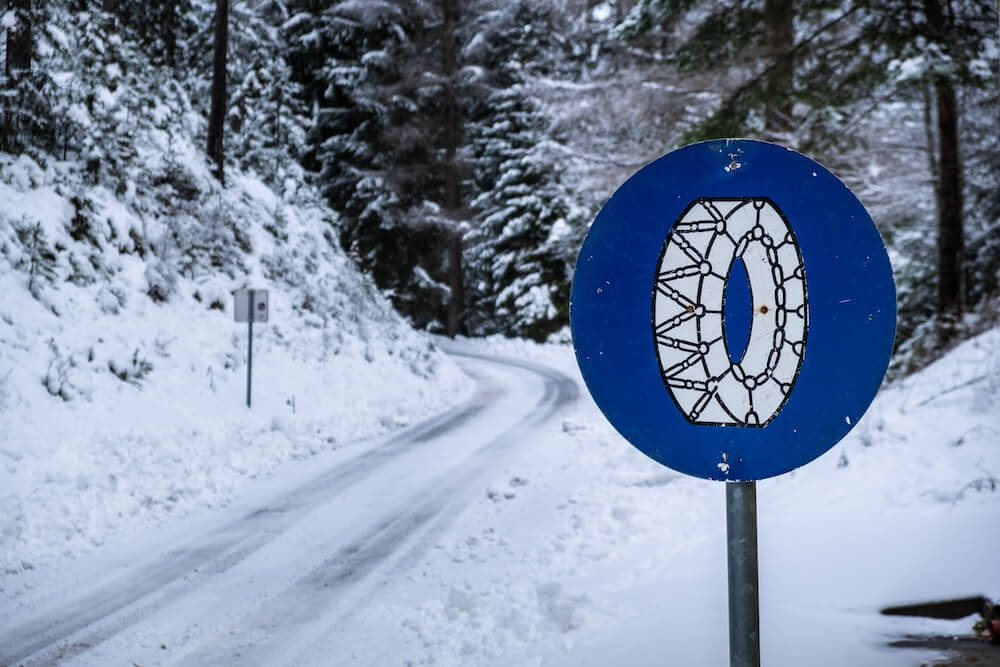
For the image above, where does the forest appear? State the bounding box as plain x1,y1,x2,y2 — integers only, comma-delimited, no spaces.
1,0,997,374
1,5,998,661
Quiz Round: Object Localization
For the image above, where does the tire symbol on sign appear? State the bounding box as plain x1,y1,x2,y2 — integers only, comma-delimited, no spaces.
653,198,808,427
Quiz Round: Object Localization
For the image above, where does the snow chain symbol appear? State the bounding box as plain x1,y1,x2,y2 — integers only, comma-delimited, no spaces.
653,198,809,427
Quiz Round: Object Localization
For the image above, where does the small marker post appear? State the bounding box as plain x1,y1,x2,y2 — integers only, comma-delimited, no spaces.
726,481,760,667
233,288,268,410
246,288,254,408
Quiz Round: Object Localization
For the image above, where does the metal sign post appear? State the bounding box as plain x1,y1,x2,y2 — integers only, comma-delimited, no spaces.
246,289,254,408
234,288,269,409
569,139,896,667
726,481,760,667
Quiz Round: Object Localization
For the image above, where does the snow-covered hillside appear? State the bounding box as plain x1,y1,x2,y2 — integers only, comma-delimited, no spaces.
0,147,471,575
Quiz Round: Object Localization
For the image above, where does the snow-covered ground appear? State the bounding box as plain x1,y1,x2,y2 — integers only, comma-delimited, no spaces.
339,332,1000,667
0,153,474,577
1,324,997,666
0,268,472,577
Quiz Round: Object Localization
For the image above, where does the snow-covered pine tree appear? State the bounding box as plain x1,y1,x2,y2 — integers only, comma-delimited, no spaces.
60,7,140,191
964,85,1000,316
107,0,182,61
12,217,59,298
308,1,456,331
461,0,583,340
1,0,56,156
281,0,327,171
466,87,578,340
226,0,309,186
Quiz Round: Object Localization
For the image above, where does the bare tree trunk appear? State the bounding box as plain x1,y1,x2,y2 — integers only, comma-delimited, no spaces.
932,78,963,319
923,0,964,328
164,0,177,68
4,0,31,76
764,0,795,136
274,85,283,149
448,233,465,336
3,0,32,152
207,0,229,185
921,85,941,223
442,0,465,337
102,0,116,31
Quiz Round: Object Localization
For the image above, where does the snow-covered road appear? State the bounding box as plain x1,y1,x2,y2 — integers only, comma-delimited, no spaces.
3,332,998,667
0,351,577,666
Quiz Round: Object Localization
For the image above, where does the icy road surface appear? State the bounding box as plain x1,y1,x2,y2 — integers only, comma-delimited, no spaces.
0,351,576,666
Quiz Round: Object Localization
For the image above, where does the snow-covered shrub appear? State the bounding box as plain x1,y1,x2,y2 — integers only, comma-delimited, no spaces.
42,339,80,401
66,194,107,248
9,216,59,298
144,258,177,303
96,284,126,314
107,349,153,387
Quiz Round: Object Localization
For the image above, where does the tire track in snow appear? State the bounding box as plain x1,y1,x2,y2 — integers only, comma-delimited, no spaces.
0,359,498,667
179,352,577,666
0,352,576,667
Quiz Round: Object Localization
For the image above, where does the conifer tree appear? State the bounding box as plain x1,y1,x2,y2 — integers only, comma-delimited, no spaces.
2,0,33,151
226,0,308,185
2,0,54,154
64,8,140,189
462,0,583,339
312,1,457,330
13,218,59,298
313,0,587,336
466,88,579,340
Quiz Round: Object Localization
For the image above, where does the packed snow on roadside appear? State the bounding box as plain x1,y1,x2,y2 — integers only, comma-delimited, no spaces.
335,329,999,667
0,155,473,578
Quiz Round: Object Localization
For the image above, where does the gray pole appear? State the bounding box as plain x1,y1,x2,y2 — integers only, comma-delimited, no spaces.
246,289,254,408
726,480,760,667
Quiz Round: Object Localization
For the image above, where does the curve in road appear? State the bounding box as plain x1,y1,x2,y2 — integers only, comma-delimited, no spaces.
0,350,577,667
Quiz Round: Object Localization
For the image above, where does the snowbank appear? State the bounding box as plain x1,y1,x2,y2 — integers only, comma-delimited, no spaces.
0,155,472,575
383,330,999,666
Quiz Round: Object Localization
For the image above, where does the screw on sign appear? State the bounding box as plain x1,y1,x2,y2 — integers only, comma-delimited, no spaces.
570,140,896,667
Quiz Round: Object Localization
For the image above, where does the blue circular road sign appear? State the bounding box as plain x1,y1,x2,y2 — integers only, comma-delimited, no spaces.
570,139,896,481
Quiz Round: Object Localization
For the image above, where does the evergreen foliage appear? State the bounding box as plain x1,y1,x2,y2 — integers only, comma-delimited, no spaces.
616,0,995,152
11,216,58,297
1,0,56,155
308,0,586,337
960,81,1000,311
63,9,141,190
466,87,578,340
65,193,114,286
0,0,995,368
305,1,454,330
209,1,311,185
